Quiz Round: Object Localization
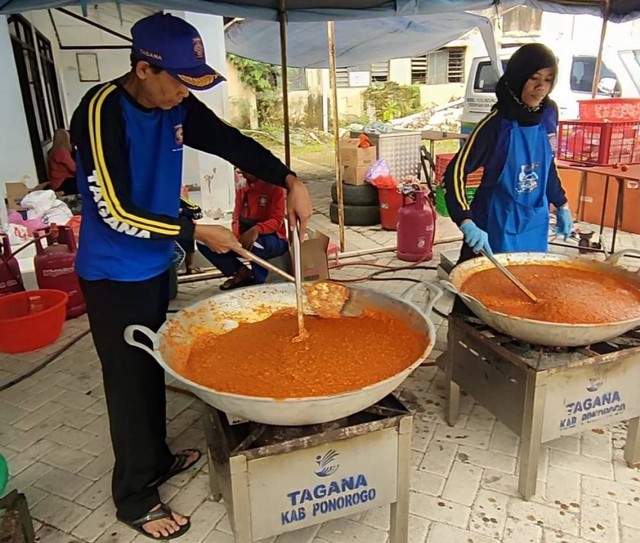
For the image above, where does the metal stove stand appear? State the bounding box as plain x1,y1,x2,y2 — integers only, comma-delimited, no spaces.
201,395,413,542
437,313,640,500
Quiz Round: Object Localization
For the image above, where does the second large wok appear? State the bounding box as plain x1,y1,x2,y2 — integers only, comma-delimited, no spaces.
446,250,640,347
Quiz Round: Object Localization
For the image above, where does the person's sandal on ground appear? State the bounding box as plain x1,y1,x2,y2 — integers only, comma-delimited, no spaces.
119,503,190,540
220,268,254,291
147,449,201,488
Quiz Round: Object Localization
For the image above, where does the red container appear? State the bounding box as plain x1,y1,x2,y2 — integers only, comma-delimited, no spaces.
0,233,23,296
378,188,403,231
397,190,436,262
557,120,640,165
0,289,67,353
435,153,483,186
579,98,640,121
34,224,86,318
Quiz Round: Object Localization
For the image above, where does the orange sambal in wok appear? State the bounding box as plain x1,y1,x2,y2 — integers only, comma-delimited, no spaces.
177,309,426,398
461,264,640,324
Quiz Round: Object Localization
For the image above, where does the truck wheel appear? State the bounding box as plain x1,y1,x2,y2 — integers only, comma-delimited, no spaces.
329,203,380,226
330,182,379,207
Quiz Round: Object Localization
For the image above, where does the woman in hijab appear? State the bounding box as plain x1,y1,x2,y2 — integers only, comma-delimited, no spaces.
443,43,573,263
47,128,78,195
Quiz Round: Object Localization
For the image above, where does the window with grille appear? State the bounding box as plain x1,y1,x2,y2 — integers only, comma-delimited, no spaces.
411,47,466,85
336,67,350,88
411,56,428,84
447,48,465,83
334,66,372,87
371,61,390,83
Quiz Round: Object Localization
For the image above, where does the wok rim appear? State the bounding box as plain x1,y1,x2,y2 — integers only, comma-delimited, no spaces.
450,252,640,331
158,283,436,404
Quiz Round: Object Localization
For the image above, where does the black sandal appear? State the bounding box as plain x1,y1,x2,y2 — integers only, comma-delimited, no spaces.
148,449,202,488
220,274,254,291
121,504,190,540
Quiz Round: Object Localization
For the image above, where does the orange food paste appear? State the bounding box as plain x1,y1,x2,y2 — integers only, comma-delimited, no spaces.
461,264,640,324
180,309,426,398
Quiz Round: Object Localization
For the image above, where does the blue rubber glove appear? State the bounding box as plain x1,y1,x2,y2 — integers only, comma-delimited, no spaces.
460,221,492,255
555,207,574,240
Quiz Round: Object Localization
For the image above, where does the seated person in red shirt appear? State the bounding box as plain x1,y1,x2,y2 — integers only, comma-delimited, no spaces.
47,128,78,195
198,170,288,290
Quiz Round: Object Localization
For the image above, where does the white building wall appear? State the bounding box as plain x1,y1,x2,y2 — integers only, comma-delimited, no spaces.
0,8,235,216
167,10,234,218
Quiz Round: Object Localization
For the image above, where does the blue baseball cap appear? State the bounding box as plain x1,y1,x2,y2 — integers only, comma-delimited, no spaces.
131,13,225,90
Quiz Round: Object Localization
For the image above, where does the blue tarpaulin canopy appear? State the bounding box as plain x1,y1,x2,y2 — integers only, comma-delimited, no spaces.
2,0,640,23
225,12,491,68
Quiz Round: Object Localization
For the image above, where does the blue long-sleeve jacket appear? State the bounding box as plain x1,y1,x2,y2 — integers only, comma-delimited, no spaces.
443,106,568,228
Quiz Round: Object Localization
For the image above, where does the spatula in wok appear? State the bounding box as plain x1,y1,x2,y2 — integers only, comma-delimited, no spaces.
236,246,362,318
480,250,538,303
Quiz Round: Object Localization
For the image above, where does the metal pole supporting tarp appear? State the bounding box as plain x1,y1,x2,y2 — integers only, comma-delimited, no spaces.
278,0,292,167
591,0,610,98
327,20,345,251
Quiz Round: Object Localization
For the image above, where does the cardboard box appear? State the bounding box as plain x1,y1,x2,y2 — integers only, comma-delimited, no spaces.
5,182,29,211
339,138,377,168
342,165,370,186
290,230,330,282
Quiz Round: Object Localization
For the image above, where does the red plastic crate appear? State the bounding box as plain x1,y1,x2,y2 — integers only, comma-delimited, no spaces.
557,120,640,165
435,153,483,187
579,98,640,121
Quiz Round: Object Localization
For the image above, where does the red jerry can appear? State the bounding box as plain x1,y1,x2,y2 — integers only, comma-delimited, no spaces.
34,224,86,318
397,189,436,262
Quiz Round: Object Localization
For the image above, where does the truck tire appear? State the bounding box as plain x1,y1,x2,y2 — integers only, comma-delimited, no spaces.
330,182,379,207
329,203,380,226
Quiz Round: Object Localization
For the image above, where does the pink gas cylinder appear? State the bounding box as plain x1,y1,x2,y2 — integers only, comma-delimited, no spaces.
0,233,23,296
397,188,436,262
34,224,86,318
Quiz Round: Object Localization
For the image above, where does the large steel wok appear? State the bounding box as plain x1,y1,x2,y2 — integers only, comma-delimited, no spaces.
124,282,440,426
445,249,640,347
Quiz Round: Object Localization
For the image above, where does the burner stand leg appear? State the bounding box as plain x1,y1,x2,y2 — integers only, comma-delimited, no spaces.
390,416,412,543
443,344,460,427
624,417,640,467
207,449,222,502
230,455,252,543
518,372,547,500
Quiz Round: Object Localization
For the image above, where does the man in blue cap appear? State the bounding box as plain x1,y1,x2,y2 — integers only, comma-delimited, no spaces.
70,12,313,540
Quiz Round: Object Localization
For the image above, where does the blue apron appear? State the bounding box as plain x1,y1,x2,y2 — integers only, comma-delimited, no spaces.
486,121,552,253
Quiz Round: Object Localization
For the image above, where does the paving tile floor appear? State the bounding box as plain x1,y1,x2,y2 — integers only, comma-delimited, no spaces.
2,159,640,542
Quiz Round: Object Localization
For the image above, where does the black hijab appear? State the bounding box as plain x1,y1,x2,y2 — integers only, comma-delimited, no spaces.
493,43,558,125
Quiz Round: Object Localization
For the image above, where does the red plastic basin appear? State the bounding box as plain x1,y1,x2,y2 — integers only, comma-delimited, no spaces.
0,289,68,353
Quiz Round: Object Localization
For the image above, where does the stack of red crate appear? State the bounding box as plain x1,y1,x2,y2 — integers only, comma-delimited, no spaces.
435,154,484,186
557,99,640,166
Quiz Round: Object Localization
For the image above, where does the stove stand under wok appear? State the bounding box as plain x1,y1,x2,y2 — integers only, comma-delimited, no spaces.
437,314,640,500
201,395,412,543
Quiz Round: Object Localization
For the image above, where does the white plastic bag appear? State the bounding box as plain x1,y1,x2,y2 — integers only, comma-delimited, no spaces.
21,190,57,219
42,200,73,226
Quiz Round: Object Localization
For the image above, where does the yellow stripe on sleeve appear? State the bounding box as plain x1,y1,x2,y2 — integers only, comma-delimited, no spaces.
88,84,180,236
453,110,498,212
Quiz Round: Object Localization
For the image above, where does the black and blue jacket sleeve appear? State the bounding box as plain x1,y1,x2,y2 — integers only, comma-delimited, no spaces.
71,83,195,241
182,94,293,188
443,110,500,226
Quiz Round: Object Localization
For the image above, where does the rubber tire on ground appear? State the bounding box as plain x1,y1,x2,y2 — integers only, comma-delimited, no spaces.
330,182,379,207
329,202,380,226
